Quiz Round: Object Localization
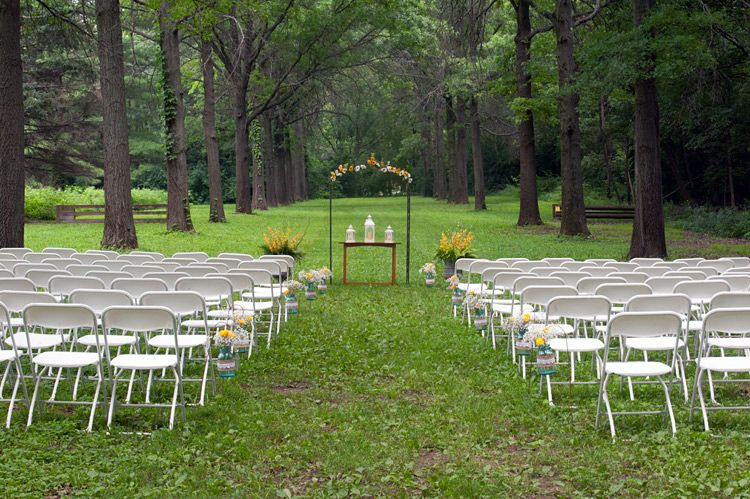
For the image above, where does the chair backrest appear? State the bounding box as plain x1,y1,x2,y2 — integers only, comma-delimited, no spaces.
175,266,217,277
594,283,652,304
496,257,528,266
512,260,549,273
480,267,519,287
111,278,169,301
663,270,709,280
175,276,234,304
48,276,106,297
0,269,12,277
521,285,578,310
0,248,32,259
724,268,750,274
576,276,627,295
0,290,57,315
603,262,640,272
219,252,254,261
238,260,283,282
545,295,612,322
709,291,750,310
92,260,130,272
40,258,79,270
23,253,53,263
634,266,669,278
511,276,565,296
142,272,190,291
41,247,77,258
25,269,72,290
653,261,689,271
530,267,568,277
674,257,705,267
700,308,750,348
230,269,275,295
207,273,254,296
0,277,37,292
143,262,181,272
629,257,664,267
140,290,207,318
584,258,616,266
455,258,481,274
0,303,18,346
673,280,731,303
23,302,98,331
606,311,682,341
188,261,229,273
469,261,508,283
85,249,119,260
542,257,574,266
12,262,55,277
101,306,179,350
606,272,649,284
708,274,750,292
560,261,589,272
65,264,108,277
69,289,133,315
129,251,165,262
120,265,158,279
116,254,156,265
720,257,750,268
171,251,209,262
162,257,198,265
549,271,592,287
625,293,692,318
258,254,294,272
645,276,690,295
577,266,617,277
85,271,134,287
697,259,734,273
205,257,241,269
492,271,526,293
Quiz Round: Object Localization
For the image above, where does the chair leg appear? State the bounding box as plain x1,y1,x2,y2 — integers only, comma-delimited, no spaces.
696,369,711,432
5,363,22,429
108,371,123,427
656,376,676,436
86,366,103,433
27,366,50,427
601,373,616,440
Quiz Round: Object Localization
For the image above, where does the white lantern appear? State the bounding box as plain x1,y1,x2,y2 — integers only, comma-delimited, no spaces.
364,215,375,243
346,225,355,242
385,225,394,243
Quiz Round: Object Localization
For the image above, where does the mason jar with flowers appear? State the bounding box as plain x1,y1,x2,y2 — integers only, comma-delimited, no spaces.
317,267,333,294
213,329,237,377
446,274,463,308
463,290,487,332
522,324,565,375
232,313,253,356
435,226,475,279
419,262,436,287
504,314,533,357
298,270,321,300
282,280,305,314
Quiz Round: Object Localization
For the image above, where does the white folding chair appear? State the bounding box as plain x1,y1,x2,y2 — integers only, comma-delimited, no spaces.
171,252,209,262
120,265,159,279
24,269,72,291
174,277,234,333
41,258,79,270
23,253,54,264
603,262,639,272
71,253,107,266
511,260,549,273
12,262,55,277
23,303,106,432
116,254,156,265
697,259,734,274
163,257,198,266
635,266,669,278
0,303,29,428
41,248,77,258
84,249,119,260
205,257,241,270
142,272,190,291
606,272,649,284
560,261,589,272
576,276,627,295
0,248,32,259
675,258,706,267
91,260,131,272
0,277,36,292
709,291,750,310
65,264,108,277
219,252,254,261
235,269,280,341
584,258,616,266
629,258,663,267
596,312,682,439
48,275,106,302
653,261,689,271
690,308,750,431
175,266,217,277
85,271,134,287
549,271,592,287
645,276,690,295
129,251,165,262
542,257,574,266
110,278,168,304
102,306,185,429
707,274,750,292
577,266,617,278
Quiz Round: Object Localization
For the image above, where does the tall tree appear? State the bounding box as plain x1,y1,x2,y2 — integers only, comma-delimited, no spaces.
628,0,666,258
512,0,542,225
433,102,448,199
201,38,226,223
96,0,138,248
0,0,24,248
470,97,486,210
159,0,193,232
454,96,470,204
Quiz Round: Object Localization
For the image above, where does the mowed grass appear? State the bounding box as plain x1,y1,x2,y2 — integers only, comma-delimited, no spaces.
4,194,750,498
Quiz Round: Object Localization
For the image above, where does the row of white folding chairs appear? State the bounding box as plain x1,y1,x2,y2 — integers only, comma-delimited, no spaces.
0,247,258,262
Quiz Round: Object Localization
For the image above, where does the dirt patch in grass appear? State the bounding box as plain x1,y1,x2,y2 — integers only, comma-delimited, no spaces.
44,483,75,498
667,230,750,250
274,462,323,497
269,381,315,395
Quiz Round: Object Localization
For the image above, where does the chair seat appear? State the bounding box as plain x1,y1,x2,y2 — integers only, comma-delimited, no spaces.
547,323,574,335
605,361,671,377
181,318,228,330
626,337,685,351
243,289,280,301
490,302,520,314
458,283,482,292
32,351,100,369
7,332,67,350
549,337,604,353
698,356,750,373
148,334,208,350
78,334,137,348
707,337,750,350
0,350,18,362
111,354,178,370
231,301,274,312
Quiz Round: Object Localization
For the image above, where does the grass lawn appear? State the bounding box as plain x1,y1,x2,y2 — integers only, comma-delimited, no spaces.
5,194,750,498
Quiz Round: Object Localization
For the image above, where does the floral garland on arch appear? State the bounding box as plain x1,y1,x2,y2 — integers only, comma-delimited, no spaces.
330,155,413,183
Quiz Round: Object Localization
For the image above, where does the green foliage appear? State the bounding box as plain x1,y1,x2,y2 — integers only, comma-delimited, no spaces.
673,206,750,239
24,187,167,220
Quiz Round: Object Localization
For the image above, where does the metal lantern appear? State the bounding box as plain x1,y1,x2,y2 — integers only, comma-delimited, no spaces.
385,225,394,243
364,215,375,243
346,225,355,242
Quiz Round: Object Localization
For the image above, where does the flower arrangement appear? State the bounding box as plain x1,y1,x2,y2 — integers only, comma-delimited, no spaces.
260,227,304,261
419,262,436,275
213,328,237,347
463,290,483,310
503,312,533,356
232,313,253,354
435,226,475,262
317,267,333,281
298,269,321,284
522,324,565,375
330,155,413,183
283,280,305,295
446,274,463,307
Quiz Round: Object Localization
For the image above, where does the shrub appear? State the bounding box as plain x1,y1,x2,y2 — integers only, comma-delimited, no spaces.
674,206,750,239
24,187,167,220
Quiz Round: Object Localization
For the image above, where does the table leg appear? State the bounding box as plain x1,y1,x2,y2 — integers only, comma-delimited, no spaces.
391,245,396,285
343,245,348,285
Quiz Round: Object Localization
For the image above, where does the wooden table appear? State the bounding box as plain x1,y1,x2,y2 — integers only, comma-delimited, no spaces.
339,241,400,285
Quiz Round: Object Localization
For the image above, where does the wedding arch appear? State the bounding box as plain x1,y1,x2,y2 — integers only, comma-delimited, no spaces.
328,156,412,283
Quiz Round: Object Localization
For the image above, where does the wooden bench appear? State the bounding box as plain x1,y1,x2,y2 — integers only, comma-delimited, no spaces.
55,204,168,223
552,204,634,220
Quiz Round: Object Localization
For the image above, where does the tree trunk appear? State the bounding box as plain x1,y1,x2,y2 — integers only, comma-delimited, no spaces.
470,97,486,210
628,0,666,258
231,75,252,213
554,0,589,236
201,39,225,223
599,97,621,202
262,112,278,207
0,0,25,248
433,104,447,200
515,0,543,225
159,1,193,232
291,120,306,200
421,123,433,197
455,97,469,204
662,141,694,207
250,119,267,210
445,94,458,203
726,133,735,208
96,0,138,248
625,136,632,204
